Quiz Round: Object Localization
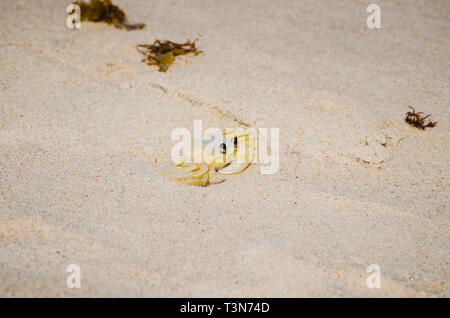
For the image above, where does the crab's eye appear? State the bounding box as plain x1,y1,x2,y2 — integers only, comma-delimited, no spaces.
219,143,226,154
233,137,238,149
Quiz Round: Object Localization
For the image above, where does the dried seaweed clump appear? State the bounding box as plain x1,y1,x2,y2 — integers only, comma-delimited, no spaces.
137,40,201,72
74,0,145,30
405,106,438,130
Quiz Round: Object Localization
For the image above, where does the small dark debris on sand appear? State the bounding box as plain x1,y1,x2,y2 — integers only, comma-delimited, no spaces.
405,106,438,130
137,40,201,72
74,0,145,30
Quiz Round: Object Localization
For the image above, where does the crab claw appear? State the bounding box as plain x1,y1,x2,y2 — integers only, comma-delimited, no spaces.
219,132,254,175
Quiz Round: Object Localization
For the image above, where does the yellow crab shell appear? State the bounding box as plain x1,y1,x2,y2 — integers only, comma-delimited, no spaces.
160,129,254,186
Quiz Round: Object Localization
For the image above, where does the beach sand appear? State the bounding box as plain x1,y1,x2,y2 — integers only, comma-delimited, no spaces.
0,0,448,297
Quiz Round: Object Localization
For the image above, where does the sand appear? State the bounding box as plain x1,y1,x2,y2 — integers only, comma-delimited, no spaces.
0,0,448,297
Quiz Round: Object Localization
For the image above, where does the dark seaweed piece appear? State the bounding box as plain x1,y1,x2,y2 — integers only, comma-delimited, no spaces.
405,106,438,130
74,0,145,30
137,40,201,72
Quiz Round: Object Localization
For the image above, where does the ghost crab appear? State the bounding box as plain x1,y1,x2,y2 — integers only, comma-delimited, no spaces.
160,128,254,186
